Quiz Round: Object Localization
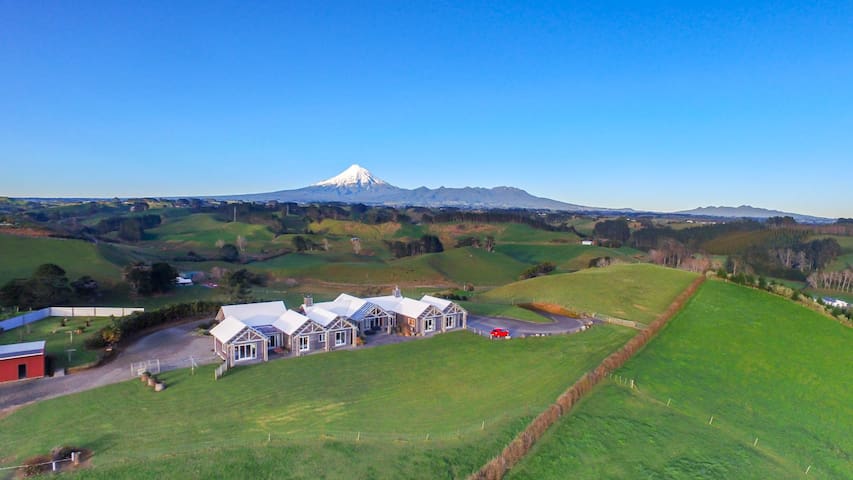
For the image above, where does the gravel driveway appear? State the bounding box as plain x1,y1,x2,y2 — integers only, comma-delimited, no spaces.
0,319,219,413
467,313,594,338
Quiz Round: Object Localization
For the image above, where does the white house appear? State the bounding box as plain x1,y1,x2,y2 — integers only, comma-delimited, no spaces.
307,293,395,333
581,240,594,246
211,300,358,366
366,287,466,336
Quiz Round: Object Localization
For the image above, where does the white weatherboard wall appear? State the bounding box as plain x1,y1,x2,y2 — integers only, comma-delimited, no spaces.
0,307,144,332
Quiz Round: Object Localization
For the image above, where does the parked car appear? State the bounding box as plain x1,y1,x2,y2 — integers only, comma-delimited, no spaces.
490,328,511,339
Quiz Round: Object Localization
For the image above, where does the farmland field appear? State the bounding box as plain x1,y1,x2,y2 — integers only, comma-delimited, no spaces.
0,328,634,479
0,235,122,285
482,264,698,323
509,281,853,479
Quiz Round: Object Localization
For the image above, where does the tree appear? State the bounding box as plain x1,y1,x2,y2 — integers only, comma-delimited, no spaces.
593,219,630,246
124,262,177,296
71,276,100,300
118,217,143,242
150,263,178,293
220,243,240,262
236,235,248,253
0,264,72,309
224,269,256,302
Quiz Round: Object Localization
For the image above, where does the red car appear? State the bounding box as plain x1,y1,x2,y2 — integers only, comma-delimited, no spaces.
490,328,511,339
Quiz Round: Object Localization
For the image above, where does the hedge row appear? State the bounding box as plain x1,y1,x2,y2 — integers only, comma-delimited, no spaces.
470,275,706,480
85,301,221,349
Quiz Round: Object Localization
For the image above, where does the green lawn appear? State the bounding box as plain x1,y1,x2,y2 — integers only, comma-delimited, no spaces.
420,247,529,286
146,213,279,254
509,281,853,479
495,244,641,271
481,264,698,323
0,316,113,369
459,301,552,323
0,235,123,285
0,328,634,479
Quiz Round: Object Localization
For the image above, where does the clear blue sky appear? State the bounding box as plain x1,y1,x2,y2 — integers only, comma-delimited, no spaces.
1,1,851,217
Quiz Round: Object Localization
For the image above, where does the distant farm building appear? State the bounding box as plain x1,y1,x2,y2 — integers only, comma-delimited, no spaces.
581,240,594,246
823,297,849,309
0,341,46,383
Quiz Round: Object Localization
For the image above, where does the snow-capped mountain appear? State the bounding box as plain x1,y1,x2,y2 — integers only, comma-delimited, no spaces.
218,164,598,210
314,164,388,189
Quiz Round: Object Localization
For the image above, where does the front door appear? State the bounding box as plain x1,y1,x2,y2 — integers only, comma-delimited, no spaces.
18,363,26,379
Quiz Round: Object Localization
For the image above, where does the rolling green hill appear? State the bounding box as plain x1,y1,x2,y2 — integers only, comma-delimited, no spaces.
481,264,698,323
0,235,122,285
0,329,634,479
509,281,853,479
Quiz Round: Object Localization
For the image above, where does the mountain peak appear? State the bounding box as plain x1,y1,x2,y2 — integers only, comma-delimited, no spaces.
314,164,388,188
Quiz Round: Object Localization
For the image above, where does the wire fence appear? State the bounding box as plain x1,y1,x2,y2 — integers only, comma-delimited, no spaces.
470,275,707,480
601,375,821,478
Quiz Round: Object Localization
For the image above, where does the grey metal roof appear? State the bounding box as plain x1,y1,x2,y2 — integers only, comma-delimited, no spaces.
0,340,46,360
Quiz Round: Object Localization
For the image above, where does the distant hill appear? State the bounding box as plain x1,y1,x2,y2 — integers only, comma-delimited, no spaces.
676,205,831,223
218,164,603,211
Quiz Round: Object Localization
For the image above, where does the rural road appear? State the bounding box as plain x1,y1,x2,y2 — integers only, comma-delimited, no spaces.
0,320,219,413
466,313,593,338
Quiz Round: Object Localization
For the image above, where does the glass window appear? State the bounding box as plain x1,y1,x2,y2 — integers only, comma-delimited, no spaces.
335,331,346,346
425,318,434,332
299,336,309,352
318,333,326,343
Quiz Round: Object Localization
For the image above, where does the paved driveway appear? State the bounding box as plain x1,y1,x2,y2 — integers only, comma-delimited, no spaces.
467,313,594,338
0,319,219,413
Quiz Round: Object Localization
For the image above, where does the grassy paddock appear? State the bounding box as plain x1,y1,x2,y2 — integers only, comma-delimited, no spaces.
482,264,698,323
0,235,122,285
0,316,112,369
0,328,634,478
459,301,552,323
509,281,853,479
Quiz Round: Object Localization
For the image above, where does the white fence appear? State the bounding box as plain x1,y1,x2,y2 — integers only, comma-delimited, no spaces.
0,306,144,332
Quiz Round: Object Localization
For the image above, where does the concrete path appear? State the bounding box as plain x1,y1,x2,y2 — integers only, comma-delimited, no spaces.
0,319,218,413
467,313,594,338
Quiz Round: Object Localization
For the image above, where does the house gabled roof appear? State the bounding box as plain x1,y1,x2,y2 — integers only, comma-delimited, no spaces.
368,295,439,319
210,317,254,343
0,341,46,360
303,306,342,327
272,310,314,335
420,295,452,311
420,295,467,314
311,293,387,322
216,301,288,326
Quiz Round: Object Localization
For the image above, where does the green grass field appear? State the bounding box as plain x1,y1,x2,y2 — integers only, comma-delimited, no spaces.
495,244,641,272
0,317,112,369
458,301,551,323
509,281,853,479
0,235,123,285
0,328,634,479
481,264,698,323
420,247,529,286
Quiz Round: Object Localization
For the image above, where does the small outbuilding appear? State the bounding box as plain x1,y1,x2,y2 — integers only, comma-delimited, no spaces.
0,340,46,383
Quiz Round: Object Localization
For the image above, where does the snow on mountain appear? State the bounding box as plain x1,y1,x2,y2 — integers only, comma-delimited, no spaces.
314,164,388,188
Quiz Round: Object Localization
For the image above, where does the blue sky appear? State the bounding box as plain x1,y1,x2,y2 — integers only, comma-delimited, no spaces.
1,1,851,217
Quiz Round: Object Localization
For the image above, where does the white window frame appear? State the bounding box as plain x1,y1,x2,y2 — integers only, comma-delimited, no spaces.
268,335,277,348
299,336,310,352
424,317,435,332
318,332,326,343
445,316,454,329
234,343,257,362
334,330,346,346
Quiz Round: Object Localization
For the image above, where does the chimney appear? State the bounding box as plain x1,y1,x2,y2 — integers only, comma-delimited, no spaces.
393,286,401,298
303,294,313,307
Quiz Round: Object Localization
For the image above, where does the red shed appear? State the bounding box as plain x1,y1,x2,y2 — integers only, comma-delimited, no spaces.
0,340,46,382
